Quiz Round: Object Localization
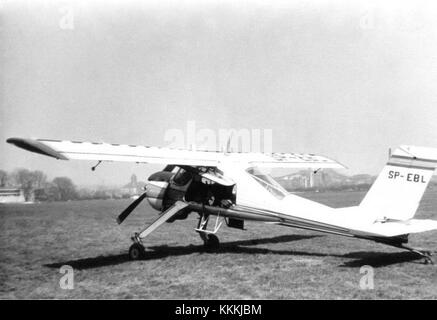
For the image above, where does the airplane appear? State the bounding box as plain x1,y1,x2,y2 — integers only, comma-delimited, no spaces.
6,137,437,264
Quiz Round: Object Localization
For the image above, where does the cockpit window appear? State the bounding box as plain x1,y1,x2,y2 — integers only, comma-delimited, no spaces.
172,168,193,186
247,167,288,199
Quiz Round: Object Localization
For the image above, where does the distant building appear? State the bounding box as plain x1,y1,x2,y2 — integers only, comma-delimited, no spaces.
121,174,146,198
0,188,26,203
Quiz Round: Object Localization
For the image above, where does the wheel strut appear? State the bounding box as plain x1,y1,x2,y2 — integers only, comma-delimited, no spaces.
398,243,434,265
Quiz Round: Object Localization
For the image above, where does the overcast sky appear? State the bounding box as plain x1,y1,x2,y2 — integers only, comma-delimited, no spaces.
1,0,437,186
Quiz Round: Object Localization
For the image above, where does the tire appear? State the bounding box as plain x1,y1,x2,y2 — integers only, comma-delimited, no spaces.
204,234,220,252
129,243,145,260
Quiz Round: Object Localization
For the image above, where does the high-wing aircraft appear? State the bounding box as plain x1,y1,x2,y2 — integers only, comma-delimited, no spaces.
6,137,437,264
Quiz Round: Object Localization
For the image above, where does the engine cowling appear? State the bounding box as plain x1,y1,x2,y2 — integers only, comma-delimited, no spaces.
145,180,168,211
145,171,174,211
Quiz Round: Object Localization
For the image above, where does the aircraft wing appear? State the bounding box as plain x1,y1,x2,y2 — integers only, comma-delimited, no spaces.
237,152,345,169
6,137,345,169
6,138,222,166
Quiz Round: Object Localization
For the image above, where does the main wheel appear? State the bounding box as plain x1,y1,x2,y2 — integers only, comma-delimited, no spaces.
129,243,146,260
204,234,220,252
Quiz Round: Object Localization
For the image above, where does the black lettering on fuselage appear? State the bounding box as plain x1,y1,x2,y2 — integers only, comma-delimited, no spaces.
389,171,426,183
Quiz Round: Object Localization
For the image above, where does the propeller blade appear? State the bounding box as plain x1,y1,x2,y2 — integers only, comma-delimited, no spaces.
116,192,148,224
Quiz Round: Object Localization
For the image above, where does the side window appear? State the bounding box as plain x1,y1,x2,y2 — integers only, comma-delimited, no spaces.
172,168,193,186
246,167,288,199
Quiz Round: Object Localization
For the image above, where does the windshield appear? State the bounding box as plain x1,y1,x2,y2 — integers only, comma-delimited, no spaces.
246,167,289,199
172,168,193,186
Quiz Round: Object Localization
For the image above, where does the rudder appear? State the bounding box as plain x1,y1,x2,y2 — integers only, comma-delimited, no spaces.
360,145,437,221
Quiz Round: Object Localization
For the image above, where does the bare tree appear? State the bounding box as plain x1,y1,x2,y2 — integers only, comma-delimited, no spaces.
10,169,48,201
0,170,8,187
52,177,77,201
30,170,47,189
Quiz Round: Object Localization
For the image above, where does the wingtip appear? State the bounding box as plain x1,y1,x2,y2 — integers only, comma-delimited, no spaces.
6,137,19,144
5,137,68,160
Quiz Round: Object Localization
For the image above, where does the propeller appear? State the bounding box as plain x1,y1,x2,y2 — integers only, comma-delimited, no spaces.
116,191,148,224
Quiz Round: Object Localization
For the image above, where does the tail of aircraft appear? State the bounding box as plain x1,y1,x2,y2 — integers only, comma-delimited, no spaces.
359,145,437,222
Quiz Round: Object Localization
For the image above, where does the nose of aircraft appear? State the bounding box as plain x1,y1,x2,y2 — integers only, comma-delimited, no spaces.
145,180,168,211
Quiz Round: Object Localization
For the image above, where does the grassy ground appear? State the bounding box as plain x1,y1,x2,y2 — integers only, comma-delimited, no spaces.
0,190,436,299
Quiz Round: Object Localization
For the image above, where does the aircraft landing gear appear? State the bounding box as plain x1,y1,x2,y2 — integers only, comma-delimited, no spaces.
195,212,222,252
127,201,190,261
129,242,146,260
421,251,433,265
203,234,220,252
397,243,434,265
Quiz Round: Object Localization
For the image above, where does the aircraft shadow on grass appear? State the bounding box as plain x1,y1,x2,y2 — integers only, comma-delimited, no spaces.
339,251,425,268
44,234,427,270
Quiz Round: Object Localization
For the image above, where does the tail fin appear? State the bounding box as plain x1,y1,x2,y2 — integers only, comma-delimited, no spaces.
359,145,437,221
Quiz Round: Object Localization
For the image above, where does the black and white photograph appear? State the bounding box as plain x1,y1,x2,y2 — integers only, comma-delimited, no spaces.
1,0,437,303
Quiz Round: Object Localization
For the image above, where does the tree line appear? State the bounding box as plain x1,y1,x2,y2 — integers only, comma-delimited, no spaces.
0,169,137,202
0,169,78,201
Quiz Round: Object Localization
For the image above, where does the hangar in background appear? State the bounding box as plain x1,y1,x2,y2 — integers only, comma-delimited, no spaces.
0,188,25,203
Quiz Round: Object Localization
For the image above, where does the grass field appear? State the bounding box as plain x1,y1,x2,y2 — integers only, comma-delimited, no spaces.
1,190,436,299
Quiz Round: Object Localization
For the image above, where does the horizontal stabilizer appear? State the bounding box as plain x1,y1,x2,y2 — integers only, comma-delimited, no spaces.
360,219,437,238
